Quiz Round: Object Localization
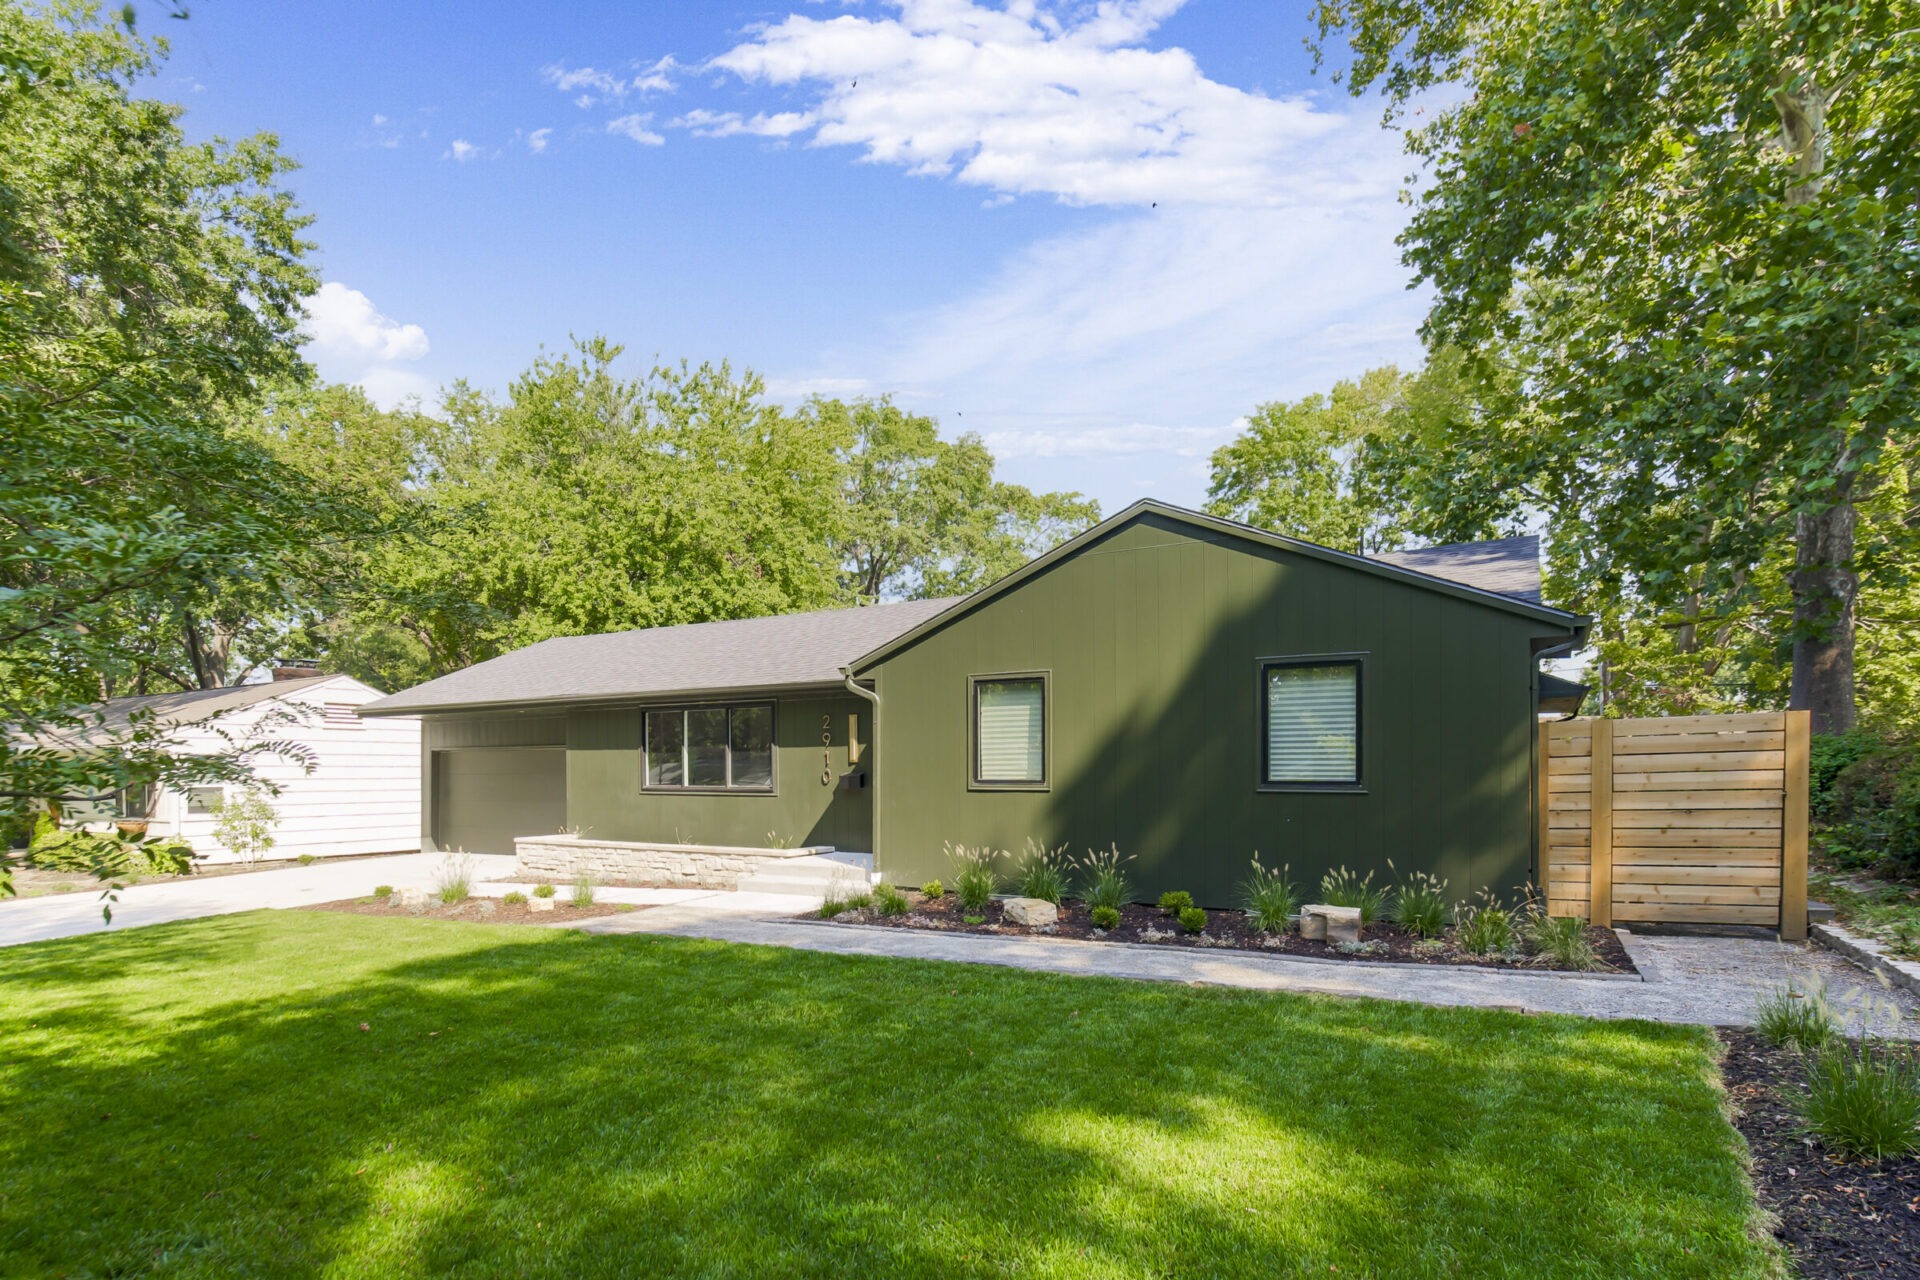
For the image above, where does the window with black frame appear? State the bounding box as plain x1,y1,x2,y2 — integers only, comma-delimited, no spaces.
1261,659,1361,787
644,704,775,791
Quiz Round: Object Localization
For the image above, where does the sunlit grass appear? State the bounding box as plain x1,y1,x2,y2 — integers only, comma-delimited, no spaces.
0,911,1775,1277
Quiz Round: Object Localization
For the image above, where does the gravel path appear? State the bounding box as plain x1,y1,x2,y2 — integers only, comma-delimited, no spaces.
578,904,1920,1035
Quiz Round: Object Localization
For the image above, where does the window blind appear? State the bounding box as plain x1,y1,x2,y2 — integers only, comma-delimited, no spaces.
1265,663,1358,783
975,678,1045,783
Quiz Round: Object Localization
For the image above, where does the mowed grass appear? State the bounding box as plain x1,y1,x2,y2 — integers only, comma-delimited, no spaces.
0,913,1773,1278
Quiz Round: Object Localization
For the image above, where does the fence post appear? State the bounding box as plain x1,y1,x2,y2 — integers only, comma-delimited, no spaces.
1589,718,1613,927
1536,726,1550,902
1781,709,1810,942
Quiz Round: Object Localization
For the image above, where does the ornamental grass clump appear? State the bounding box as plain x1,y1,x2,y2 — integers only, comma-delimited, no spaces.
1078,844,1134,912
1754,984,1838,1051
1388,862,1448,938
1319,865,1386,924
1525,909,1598,971
533,883,557,899
1238,855,1298,934
434,854,473,904
1802,1039,1920,1161
1454,891,1513,956
502,890,528,906
947,843,1001,911
1016,839,1069,905
872,881,910,917
570,875,596,908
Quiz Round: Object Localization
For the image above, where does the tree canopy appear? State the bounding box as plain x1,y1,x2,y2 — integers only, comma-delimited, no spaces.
1312,0,1920,731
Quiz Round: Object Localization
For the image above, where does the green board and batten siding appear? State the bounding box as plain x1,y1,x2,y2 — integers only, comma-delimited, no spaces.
860,513,1571,906
419,697,871,855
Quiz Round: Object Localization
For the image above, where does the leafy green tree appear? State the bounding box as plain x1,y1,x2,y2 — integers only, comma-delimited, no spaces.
1206,350,1530,554
1313,0,1920,731
0,4,334,893
818,397,1099,600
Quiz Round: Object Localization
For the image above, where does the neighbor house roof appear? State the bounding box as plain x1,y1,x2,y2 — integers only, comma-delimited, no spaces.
849,501,1583,675
1374,535,1543,603
357,597,961,717
20,676,338,750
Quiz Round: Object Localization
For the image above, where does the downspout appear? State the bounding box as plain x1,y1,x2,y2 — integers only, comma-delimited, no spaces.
842,667,881,870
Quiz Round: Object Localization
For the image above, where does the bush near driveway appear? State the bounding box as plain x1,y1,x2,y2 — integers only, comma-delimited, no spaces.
0,913,1775,1278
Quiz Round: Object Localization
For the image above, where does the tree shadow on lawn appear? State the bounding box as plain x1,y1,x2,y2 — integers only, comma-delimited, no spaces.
0,912,1773,1278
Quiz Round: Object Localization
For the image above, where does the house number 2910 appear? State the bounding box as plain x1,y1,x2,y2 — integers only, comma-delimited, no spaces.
821,715,833,786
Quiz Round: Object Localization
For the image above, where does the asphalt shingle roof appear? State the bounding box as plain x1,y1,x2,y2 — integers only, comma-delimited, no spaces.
358,598,962,716
1373,535,1542,603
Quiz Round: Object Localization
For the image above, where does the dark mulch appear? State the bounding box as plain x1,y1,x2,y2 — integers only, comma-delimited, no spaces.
1721,1029,1920,1278
304,897,636,925
821,894,1634,974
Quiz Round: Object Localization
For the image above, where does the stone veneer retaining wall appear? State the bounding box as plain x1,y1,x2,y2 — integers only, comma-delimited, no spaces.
515,834,833,891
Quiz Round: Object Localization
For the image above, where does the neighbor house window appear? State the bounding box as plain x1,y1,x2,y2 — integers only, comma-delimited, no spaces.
644,704,774,791
971,674,1047,787
1262,660,1361,786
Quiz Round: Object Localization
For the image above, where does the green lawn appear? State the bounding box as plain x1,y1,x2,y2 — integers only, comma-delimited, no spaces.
0,913,1773,1278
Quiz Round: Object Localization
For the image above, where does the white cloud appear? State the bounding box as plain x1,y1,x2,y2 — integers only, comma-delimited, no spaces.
372,113,388,126
544,56,680,107
607,113,665,145
301,283,434,410
696,0,1382,209
448,138,480,162
527,127,553,153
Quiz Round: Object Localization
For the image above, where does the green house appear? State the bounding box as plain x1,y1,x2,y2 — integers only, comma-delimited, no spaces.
360,501,1587,904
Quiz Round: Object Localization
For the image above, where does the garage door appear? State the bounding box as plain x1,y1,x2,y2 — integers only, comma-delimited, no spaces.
432,749,566,855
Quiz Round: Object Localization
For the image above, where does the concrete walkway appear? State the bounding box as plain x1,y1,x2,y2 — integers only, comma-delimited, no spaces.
0,852,517,947
576,905,1920,1035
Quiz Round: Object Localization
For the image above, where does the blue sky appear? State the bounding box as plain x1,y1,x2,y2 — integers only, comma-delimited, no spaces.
152,0,1427,514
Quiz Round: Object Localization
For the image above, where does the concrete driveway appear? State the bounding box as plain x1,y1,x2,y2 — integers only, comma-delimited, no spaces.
0,852,516,948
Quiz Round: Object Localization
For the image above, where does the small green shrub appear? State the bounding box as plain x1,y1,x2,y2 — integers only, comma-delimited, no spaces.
570,875,596,908
502,890,528,905
28,826,195,877
372,884,394,900
872,882,910,916
920,878,945,899
533,882,557,898
962,914,986,925
1454,892,1512,955
1177,905,1207,934
1802,1039,1920,1160
1319,866,1386,924
1090,904,1120,931
1389,863,1449,938
1238,855,1297,934
948,843,1001,911
1016,839,1069,905
297,854,317,866
1754,984,1838,1051
1526,909,1598,970
1158,890,1194,913
1078,844,1134,912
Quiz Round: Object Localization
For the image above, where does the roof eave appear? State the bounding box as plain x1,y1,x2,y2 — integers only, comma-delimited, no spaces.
849,499,1585,675
356,678,855,719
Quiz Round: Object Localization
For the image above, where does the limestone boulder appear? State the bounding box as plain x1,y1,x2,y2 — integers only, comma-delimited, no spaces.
1001,896,1059,927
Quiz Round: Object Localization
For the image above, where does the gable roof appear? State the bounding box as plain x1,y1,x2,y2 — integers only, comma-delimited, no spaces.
850,500,1583,675
1374,535,1543,603
357,597,960,717
91,677,336,733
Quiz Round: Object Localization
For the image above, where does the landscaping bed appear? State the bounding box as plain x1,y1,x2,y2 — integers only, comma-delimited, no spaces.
818,892,1635,974
304,896,635,925
1721,1028,1920,1278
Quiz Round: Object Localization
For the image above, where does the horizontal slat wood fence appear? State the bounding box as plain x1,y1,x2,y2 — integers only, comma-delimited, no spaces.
1539,710,1809,939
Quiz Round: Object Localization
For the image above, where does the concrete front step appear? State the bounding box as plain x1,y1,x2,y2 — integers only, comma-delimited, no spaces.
736,855,872,898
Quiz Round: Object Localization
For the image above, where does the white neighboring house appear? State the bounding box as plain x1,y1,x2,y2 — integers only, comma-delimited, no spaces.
73,671,421,863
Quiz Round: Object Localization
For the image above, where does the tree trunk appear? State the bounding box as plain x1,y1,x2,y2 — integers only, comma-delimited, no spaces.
1789,501,1857,734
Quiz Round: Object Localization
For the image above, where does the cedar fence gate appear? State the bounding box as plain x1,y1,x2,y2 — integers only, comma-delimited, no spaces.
1540,710,1810,940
